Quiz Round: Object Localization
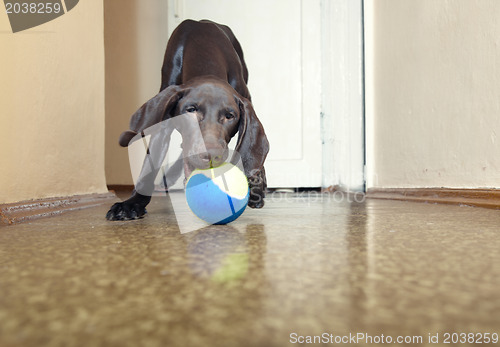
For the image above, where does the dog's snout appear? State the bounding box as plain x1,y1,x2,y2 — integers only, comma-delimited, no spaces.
199,148,224,167
199,152,211,163
199,152,212,166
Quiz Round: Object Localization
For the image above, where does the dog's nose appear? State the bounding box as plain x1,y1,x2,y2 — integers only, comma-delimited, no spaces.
199,152,211,163
199,149,224,167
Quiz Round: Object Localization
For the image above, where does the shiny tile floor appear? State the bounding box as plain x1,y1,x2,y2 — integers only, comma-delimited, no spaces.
1,192,500,347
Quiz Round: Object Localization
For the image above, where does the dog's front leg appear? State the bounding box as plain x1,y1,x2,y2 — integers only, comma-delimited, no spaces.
106,129,172,220
247,167,267,209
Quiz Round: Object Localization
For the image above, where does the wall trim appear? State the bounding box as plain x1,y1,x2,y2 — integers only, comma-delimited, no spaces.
367,188,500,210
0,192,116,225
107,185,135,192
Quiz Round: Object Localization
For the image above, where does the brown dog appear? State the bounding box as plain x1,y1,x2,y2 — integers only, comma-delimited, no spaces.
106,20,269,221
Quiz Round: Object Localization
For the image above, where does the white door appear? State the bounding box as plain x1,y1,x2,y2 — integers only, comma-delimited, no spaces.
166,0,323,188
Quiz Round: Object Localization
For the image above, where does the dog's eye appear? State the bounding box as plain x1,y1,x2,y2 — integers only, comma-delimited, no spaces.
225,112,235,120
186,106,198,113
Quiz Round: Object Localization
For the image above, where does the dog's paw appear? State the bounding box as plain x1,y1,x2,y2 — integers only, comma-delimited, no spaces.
106,202,147,221
248,199,265,209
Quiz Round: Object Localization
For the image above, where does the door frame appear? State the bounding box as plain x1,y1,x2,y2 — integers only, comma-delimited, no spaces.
320,0,365,192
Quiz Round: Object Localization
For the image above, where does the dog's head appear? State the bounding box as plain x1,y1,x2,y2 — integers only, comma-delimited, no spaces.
119,76,269,179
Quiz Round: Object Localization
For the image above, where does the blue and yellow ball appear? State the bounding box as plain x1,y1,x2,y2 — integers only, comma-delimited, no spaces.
185,163,249,225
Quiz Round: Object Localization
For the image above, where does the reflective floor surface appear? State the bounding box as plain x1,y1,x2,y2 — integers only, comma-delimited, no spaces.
1,192,499,346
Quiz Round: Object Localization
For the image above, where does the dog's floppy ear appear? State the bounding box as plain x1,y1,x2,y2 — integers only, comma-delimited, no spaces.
234,97,269,178
119,85,185,147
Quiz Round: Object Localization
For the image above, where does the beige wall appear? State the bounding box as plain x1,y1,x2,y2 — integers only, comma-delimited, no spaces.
0,2,107,204
104,0,169,185
366,0,500,189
